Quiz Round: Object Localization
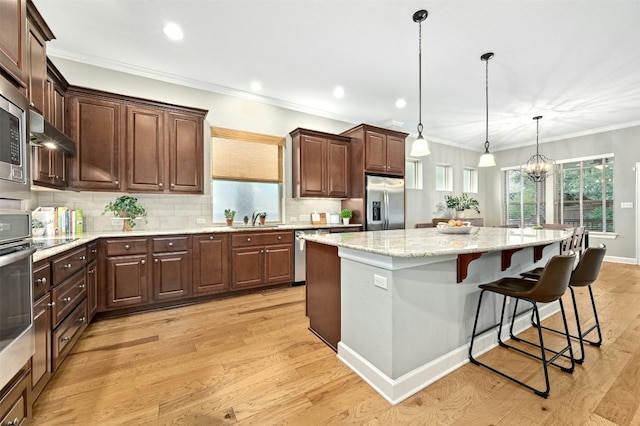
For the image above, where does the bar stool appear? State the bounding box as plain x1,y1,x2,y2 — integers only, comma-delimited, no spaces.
521,244,607,363
520,227,577,278
468,253,576,398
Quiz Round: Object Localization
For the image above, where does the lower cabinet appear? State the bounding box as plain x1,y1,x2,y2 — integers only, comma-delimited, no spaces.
192,234,229,295
231,231,294,290
151,236,191,302
31,293,52,402
0,366,31,426
52,299,88,371
102,238,149,310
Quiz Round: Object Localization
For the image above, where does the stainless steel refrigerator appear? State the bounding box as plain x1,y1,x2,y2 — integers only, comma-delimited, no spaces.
366,175,405,230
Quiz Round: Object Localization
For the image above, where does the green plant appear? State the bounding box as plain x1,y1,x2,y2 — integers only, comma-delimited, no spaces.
340,208,353,219
31,218,44,229
224,209,236,219
444,193,480,214
258,212,267,219
103,195,148,228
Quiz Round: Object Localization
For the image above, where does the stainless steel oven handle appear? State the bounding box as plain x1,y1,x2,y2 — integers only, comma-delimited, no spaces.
0,246,36,268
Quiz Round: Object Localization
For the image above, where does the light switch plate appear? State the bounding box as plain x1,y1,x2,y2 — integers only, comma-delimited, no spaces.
621,202,633,209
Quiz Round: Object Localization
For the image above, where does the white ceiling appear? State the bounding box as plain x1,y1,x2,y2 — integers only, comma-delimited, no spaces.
33,0,640,152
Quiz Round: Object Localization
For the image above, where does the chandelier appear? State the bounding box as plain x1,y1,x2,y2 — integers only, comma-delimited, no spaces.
523,116,555,182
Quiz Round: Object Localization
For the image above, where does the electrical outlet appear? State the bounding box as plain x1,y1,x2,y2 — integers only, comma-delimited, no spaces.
621,202,633,209
374,274,388,290
290,217,297,222
111,218,121,226
196,218,206,224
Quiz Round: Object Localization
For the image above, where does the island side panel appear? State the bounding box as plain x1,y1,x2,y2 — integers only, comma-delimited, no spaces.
305,241,341,351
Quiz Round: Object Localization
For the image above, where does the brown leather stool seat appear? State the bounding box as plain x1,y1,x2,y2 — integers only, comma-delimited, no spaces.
468,253,576,398
522,245,607,363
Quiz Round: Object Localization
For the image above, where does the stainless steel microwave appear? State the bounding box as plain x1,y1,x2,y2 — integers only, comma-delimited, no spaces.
0,78,29,200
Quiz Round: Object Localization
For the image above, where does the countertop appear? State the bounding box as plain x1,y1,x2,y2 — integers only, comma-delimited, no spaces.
32,223,362,262
302,226,573,258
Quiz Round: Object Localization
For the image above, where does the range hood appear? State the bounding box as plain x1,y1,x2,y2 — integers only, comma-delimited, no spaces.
29,110,76,155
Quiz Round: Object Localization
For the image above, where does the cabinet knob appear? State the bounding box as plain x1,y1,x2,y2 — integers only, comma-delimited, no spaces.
278,236,282,240
140,259,146,265
168,242,173,247
115,180,119,185
36,277,47,285
91,249,97,254
124,244,130,250
78,316,86,324
62,296,72,303
7,417,20,426
62,263,72,269
88,269,95,275
246,237,251,242
154,259,158,263
62,336,72,342
209,236,214,240
78,283,86,289
265,249,269,253
78,255,86,261
47,302,56,308
170,183,175,187
159,182,163,187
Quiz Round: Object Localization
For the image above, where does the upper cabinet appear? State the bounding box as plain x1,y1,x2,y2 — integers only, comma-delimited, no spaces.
25,0,54,114
0,0,26,88
67,87,207,193
290,128,350,198
342,124,407,177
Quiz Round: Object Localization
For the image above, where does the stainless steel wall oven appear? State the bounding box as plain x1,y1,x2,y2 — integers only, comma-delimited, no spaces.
0,211,35,391
0,77,30,201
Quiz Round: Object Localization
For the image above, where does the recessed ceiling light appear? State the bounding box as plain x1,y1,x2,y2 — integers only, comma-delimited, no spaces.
163,23,183,40
250,81,263,91
333,86,345,98
395,99,407,109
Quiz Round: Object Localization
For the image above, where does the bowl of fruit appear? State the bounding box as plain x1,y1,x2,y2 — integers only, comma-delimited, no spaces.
436,219,473,234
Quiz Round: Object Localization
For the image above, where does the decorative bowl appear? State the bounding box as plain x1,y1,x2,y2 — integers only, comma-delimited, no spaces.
436,222,473,234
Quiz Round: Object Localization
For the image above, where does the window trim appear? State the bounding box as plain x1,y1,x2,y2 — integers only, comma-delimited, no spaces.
435,163,453,192
463,167,478,193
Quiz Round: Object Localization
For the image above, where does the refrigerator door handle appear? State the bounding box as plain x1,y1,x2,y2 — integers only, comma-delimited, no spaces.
384,191,389,230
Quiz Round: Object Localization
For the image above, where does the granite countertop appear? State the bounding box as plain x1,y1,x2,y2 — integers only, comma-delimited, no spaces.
32,223,362,262
302,226,573,258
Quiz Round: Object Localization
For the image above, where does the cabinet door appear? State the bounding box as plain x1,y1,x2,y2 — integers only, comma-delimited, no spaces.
265,244,294,284
299,135,327,197
86,259,97,321
0,0,26,86
364,130,387,173
385,134,405,176
0,368,30,426
105,254,148,309
326,139,349,198
231,246,264,290
151,251,190,301
168,112,203,193
126,105,164,192
31,293,52,401
26,20,46,114
192,234,229,295
68,96,122,190
50,84,65,131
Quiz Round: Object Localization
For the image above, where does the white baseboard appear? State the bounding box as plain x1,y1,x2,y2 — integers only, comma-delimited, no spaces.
604,256,636,265
337,301,560,405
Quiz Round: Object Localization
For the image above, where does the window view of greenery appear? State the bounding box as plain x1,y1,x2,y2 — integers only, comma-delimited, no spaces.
503,169,546,226
555,157,614,232
211,180,281,224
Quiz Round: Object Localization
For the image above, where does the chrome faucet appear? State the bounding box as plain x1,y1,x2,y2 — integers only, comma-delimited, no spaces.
251,210,261,227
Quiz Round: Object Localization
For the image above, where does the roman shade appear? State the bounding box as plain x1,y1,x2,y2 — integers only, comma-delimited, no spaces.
211,127,285,182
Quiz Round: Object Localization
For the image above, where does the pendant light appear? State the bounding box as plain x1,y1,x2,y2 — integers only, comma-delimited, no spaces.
477,52,496,167
409,9,430,157
523,116,556,182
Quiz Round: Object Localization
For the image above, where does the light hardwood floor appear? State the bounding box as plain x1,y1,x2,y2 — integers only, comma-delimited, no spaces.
32,262,640,425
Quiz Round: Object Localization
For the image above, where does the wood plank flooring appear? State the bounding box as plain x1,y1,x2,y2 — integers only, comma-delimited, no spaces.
32,262,640,425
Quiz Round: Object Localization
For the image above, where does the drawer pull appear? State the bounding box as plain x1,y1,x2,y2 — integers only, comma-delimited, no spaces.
78,316,86,324
278,236,282,240
36,277,47,285
62,296,72,303
124,244,130,250
7,418,20,426
78,283,86,289
246,237,251,242
78,255,86,261
155,259,158,263
47,302,56,308
209,236,214,240
62,263,72,269
168,242,173,247
140,259,146,265
115,180,119,185
62,336,72,342
88,269,95,275
265,249,269,253
159,182,163,187
91,249,97,254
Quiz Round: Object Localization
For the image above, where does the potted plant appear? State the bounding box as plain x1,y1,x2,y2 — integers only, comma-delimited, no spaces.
444,193,480,219
340,208,353,225
32,218,45,237
258,212,267,225
224,209,236,226
103,195,148,231
243,215,249,225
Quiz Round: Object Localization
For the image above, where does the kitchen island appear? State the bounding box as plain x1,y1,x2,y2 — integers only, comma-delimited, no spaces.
303,226,573,405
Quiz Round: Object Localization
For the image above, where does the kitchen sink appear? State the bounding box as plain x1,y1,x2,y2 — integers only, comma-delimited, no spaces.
230,224,282,229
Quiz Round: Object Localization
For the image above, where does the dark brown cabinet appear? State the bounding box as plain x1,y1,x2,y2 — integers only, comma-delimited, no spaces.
102,238,149,310
67,91,123,190
0,0,26,87
342,124,407,178
86,242,98,321
192,234,230,295
167,111,203,193
0,366,31,426
290,128,350,198
26,5,51,114
31,260,52,402
231,231,294,290
151,236,191,301
125,105,164,192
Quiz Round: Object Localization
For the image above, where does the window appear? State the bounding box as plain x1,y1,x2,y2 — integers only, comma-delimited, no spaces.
405,159,422,189
555,155,614,232
502,168,546,227
463,167,478,193
210,127,285,224
435,164,453,191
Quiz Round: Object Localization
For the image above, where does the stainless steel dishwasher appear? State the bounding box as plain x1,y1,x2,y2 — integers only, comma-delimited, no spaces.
294,229,330,285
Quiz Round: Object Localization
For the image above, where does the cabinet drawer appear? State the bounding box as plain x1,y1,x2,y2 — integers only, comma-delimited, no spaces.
104,238,148,256
33,260,51,301
51,270,86,327
86,241,98,262
231,231,293,247
52,246,87,284
152,236,189,253
52,299,88,371
0,368,30,426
